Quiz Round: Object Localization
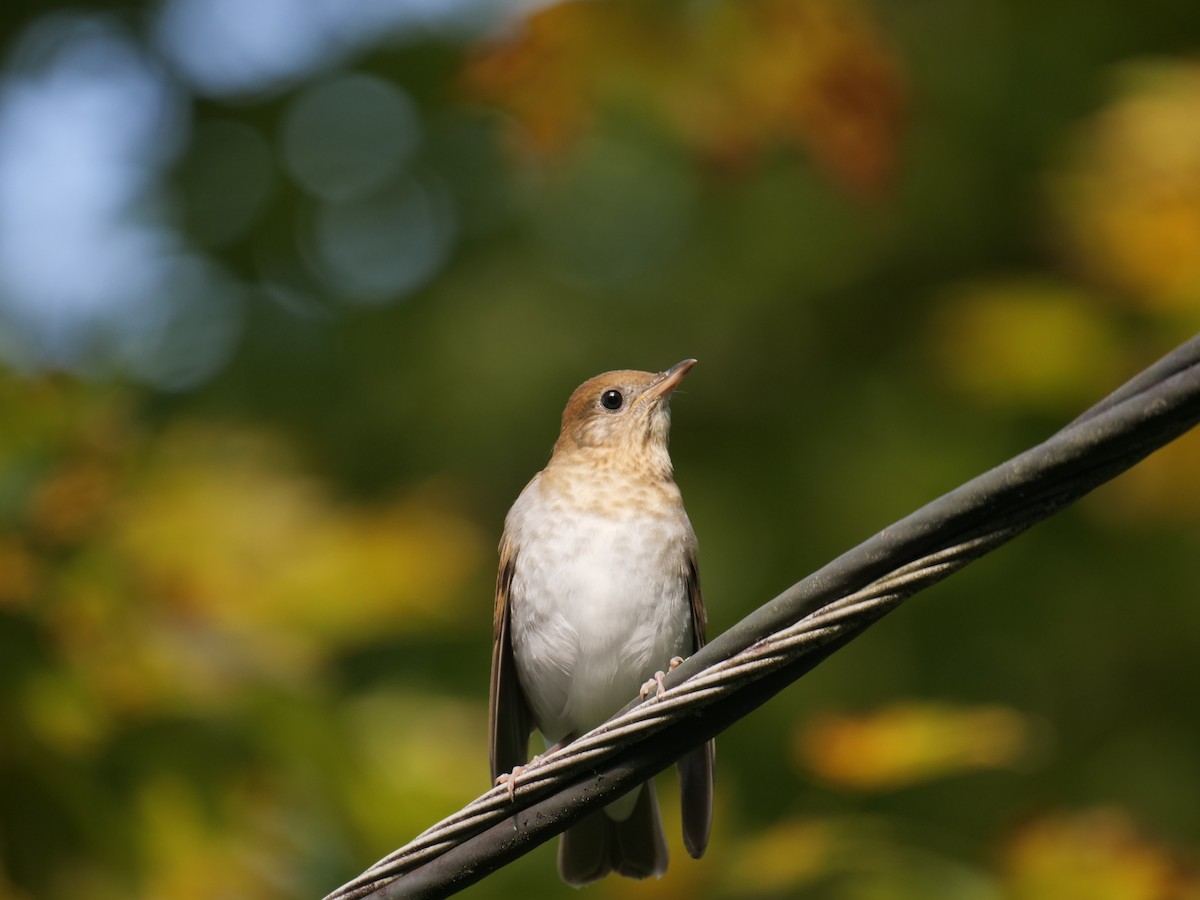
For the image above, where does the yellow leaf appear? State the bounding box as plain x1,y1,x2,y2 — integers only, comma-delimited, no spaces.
112,424,486,645
1051,60,1200,314
1003,809,1197,900
796,701,1036,790
929,278,1121,411
725,817,834,894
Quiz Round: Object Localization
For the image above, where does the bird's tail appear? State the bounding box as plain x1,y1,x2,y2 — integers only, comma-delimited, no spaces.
557,781,668,886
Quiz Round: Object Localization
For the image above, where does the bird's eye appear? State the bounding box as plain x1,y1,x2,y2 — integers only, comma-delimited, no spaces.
600,389,624,411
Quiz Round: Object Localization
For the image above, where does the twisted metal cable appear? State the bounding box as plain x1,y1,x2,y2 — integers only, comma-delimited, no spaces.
326,334,1200,900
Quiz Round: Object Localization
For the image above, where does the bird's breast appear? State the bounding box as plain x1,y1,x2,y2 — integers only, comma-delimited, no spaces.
504,472,695,741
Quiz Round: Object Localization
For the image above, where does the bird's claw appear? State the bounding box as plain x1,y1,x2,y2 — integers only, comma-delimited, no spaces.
640,670,668,700
494,748,557,802
495,764,526,801
639,657,688,700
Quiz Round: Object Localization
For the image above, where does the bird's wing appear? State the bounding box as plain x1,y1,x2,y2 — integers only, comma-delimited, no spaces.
687,550,707,651
489,533,534,782
678,546,715,859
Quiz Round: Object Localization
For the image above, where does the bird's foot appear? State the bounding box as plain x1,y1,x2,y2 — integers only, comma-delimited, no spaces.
640,670,668,700
494,765,526,801
494,734,578,801
640,657,688,700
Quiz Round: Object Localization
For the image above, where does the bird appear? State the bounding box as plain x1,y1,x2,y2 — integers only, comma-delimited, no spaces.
489,358,714,886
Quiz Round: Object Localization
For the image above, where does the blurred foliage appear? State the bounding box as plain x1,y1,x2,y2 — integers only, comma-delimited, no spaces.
795,702,1038,791
1051,60,1200,312
1,0,1199,898
463,0,905,197
1002,810,1200,900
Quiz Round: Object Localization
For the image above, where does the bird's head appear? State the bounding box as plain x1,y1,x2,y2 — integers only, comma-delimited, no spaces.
551,359,696,477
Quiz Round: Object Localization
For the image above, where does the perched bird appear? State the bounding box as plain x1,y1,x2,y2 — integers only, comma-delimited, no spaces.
489,359,714,886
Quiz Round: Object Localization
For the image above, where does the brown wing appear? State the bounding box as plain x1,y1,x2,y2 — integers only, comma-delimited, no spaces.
677,547,715,858
686,550,707,651
489,533,534,782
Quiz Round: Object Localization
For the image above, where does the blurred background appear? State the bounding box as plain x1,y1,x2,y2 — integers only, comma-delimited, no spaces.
1,0,1199,897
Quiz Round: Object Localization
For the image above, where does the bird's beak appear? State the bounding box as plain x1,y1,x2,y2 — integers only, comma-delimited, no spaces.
644,358,697,403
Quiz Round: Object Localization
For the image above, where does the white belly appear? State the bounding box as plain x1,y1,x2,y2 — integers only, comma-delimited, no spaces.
506,479,694,744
